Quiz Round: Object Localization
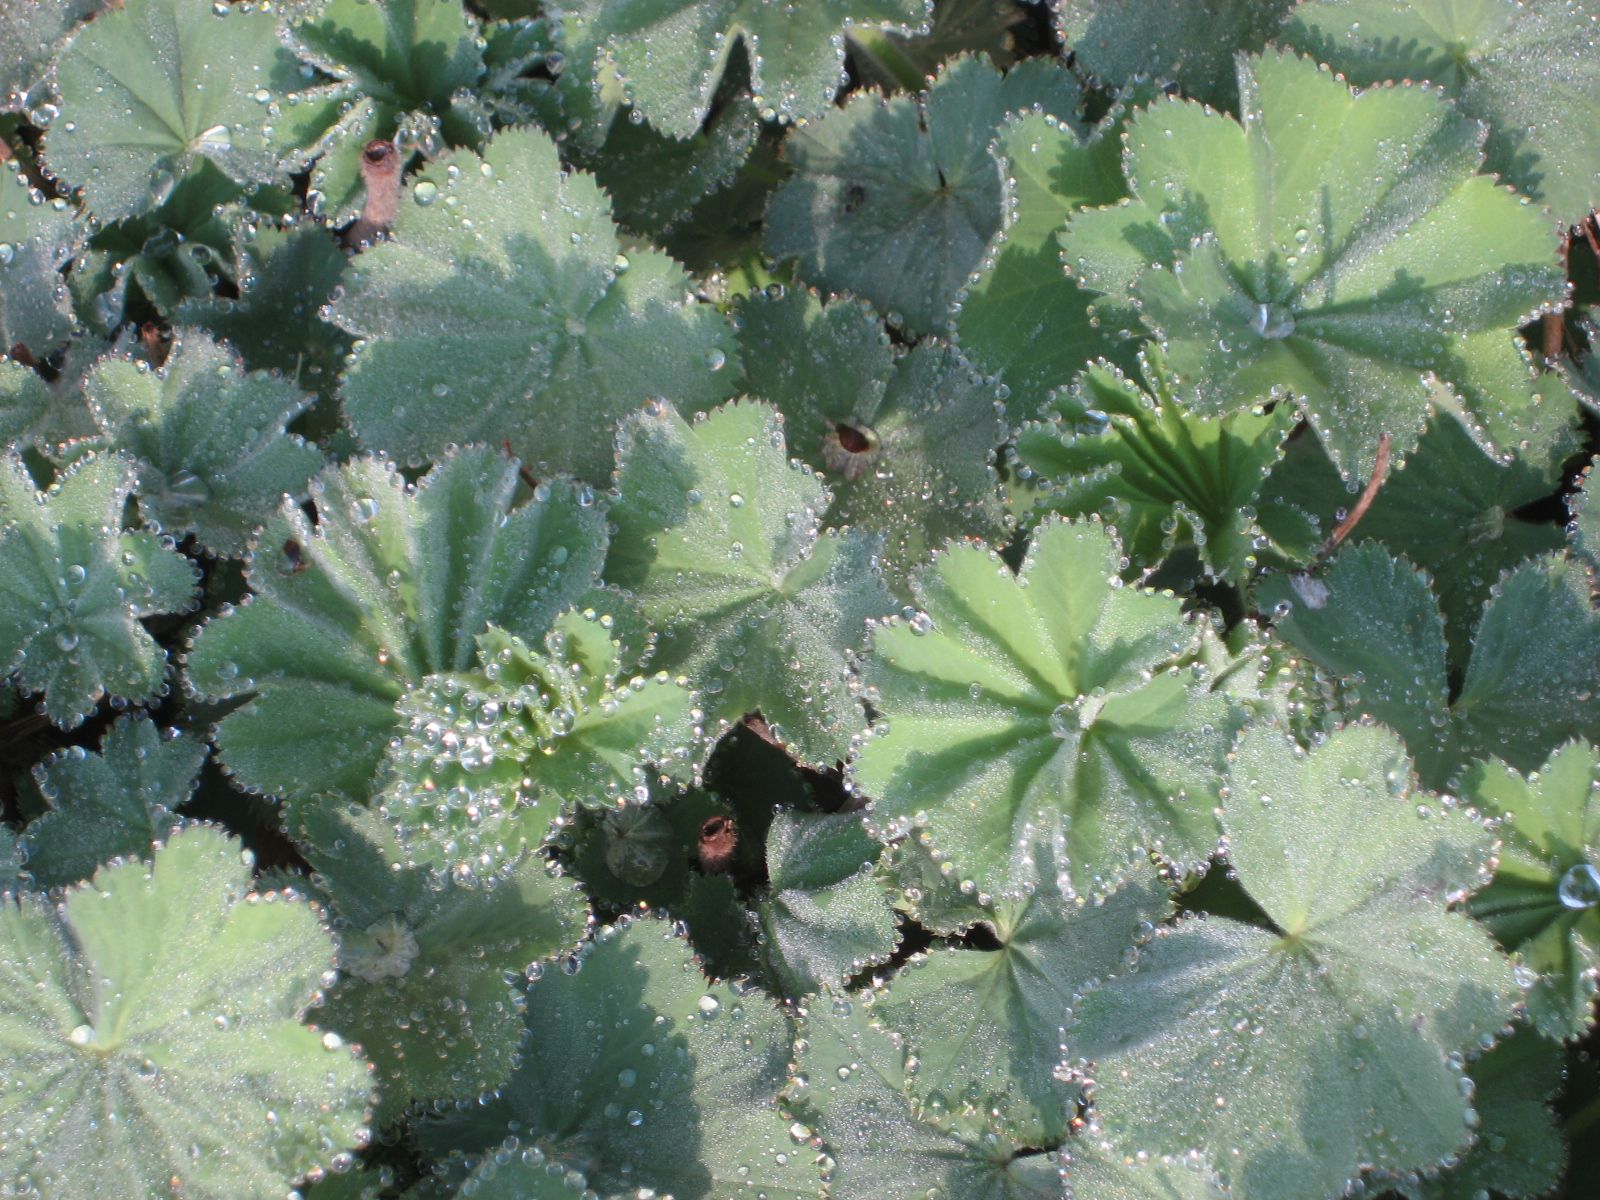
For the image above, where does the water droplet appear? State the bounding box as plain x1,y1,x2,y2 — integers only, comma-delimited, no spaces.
413,180,439,206
1557,863,1600,909
697,994,721,1017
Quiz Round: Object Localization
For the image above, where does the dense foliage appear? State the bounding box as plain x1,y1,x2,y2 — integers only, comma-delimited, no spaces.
2,1,1600,1197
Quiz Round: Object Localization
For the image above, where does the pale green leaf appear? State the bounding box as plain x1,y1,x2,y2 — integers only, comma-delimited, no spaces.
185,449,607,801
0,450,197,727
19,714,205,888
766,55,1082,336
0,160,78,356
1068,724,1518,1200
86,330,323,557
735,288,1010,587
0,0,104,112
295,802,588,1119
852,516,1236,896
1286,0,1600,226
757,809,897,995
1571,455,1600,571
1064,1138,1227,1200
419,917,821,1200
0,825,371,1200
331,127,738,481
46,0,301,221
1059,50,1565,479
589,0,931,139
1463,740,1600,1040
606,399,895,766
790,997,1065,1200
0,356,95,453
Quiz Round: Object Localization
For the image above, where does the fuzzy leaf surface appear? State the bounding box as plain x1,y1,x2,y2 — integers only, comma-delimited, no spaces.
606,400,895,766
0,825,370,1200
186,449,606,801
1058,49,1564,479
766,55,1082,336
331,127,737,481
0,451,197,727
852,516,1235,895
0,162,78,356
1574,456,1600,570
19,714,205,888
0,0,102,111
1069,724,1518,1200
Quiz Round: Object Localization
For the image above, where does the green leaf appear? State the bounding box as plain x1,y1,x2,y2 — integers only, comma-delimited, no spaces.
734,288,1010,587
185,448,607,801
587,0,931,139
606,399,895,766
86,330,323,557
756,808,897,995
954,105,1133,416
1258,546,1600,788
790,996,1065,1199
1463,740,1600,1040
295,802,588,1120
0,825,371,1199
0,356,95,453
1056,0,1297,108
1011,352,1296,581
288,0,487,220
1067,723,1518,1200
375,609,701,872
766,55,1083,336
566,784,728,909
851,516,1236,896
1058,49,1565,479
1286,0,1600,227
176,221,353,399
0,450,197,727
1063,1138,1227,1200
0,0,103,114
19,714,205,888
331,127,738,481
1571,455,1600,571
46,0,301,221
1400,1027,1568,1200
0,827,24,894
0,160,78,357
876,835,1170,1144
418,916,821,1200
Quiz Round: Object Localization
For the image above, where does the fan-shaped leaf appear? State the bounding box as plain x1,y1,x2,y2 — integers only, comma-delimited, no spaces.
1064,1137,1227,1200
0,450,197,727
0,356,95,453
0,825,371,1199
1067,723,1518,1200
185,448,607,801
1058,49,1565,479
19,714,204,888
766,55,1082,336
0,161,78,356
852,516,1236,896
606,399,895,766
0,0,103,113
331,127,737,481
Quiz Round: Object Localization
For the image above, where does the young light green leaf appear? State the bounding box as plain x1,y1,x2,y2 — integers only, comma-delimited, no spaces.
1258,546,1600,788
1286,0,1600,227
375,609,700,873
852,516,1236,896
791,996,1065,1199
955,106,1132,416
0,357,95,453
46,0,300,221
876,837,1170,1145
295,802,588,1120
185,448,607,801
288,0,487,220
0,450,197,727
1463,740,1600,1040
86,330,323,557
1056,0,1296,108
1011,352,1296,581
0,160,78,356
756,808,897,996
766,55,1083,336
588,0,932,139
0,825,371,1200
1058,49,1565,480
331,127,737,481
606,399,895,767
19,714,205,888
418,916,820,1200
1068,723,1518,1200
735,288,1010,587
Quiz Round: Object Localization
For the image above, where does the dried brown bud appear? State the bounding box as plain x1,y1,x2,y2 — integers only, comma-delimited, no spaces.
346,138,402,249
820,421,881,482
697,815,738,874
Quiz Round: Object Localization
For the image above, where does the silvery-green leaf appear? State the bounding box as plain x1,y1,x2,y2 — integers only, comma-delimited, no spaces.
1064,1137,1227,1200
0,0,103,113
0,356,95,453
1570,455,1600,571
0,160,77,356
